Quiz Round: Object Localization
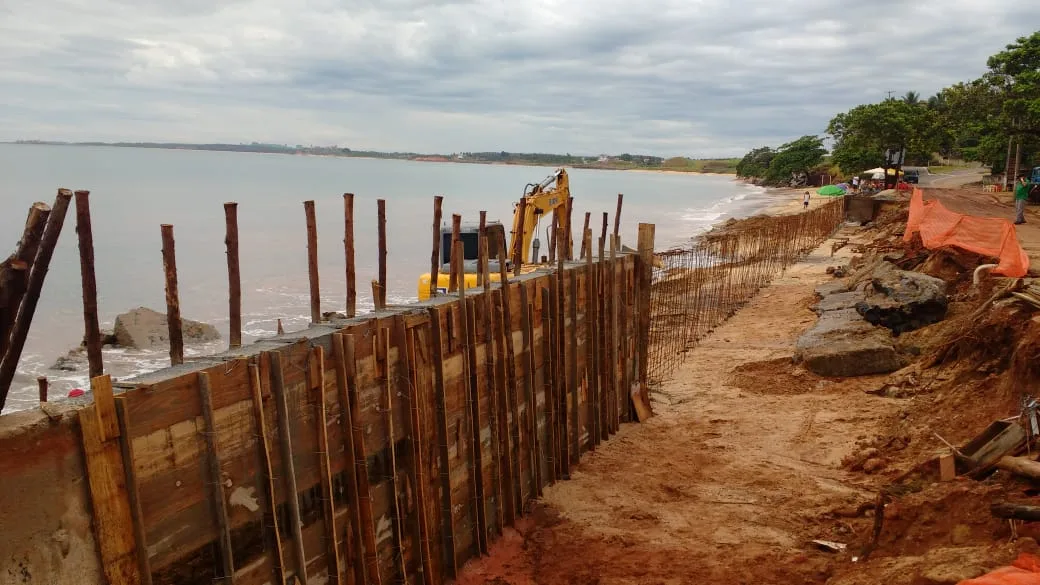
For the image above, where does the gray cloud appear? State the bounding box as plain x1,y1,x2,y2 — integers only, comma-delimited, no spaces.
0,0,1037,156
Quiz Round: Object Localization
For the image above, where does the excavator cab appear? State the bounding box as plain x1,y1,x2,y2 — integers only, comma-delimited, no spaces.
416,168,571,301
417,222,507,300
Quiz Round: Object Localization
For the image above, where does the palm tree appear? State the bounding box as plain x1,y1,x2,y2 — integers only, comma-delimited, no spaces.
903,91,921,105
926,93,946,111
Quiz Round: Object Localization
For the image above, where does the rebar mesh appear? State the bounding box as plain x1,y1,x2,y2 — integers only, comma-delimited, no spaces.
647,198,847,385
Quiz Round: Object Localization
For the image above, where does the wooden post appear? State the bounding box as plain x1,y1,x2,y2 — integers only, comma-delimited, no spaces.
330,335,366,585
540,286,556,484
579,212,591,260
304,200,321,324
74,190,104,378
477,211,486,287
79,374,141,585
597,237,609,442
377,199,388,309
396,318,435,585
491,290,515,525
248,363,287,585
372,280,384,311
448,214,461,293
223,202,242,349
462,298,488,552
276,319,284,335
456,244,466,302
197,372,235,582
513,198,527,275
518,284,539,498
114,399,153,585
37,376,47,403
635,224,656,420
608,236,619,434
613,194,624,241
341,335,381,584
584,229,599,449
380,329,408,583
159,224,183,366
268,351,309,585
564,197,575,261
479,225,504,536
0,191,70,408
496,240,523,513
344,193,357,318
600,213,608,246
309,346,343,584
426,309,457,577
431,196,443,297
0,201,50,360
556,226,570,478
567,265,579,462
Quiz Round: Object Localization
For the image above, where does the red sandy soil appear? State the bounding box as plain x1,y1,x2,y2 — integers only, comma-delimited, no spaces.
453,191,1040,584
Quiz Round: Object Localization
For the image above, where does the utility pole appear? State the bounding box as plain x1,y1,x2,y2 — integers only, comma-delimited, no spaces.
886,90,894,100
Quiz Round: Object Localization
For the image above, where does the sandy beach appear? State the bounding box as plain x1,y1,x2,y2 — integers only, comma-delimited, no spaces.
760,186,841,215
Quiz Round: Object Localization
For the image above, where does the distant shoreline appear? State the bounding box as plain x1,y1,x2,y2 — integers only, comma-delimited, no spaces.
5,140,738,176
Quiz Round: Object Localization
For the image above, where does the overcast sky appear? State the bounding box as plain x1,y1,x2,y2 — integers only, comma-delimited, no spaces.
1,1,1037,157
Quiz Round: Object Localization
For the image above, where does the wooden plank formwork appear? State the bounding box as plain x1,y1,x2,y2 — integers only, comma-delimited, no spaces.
77,255,644,585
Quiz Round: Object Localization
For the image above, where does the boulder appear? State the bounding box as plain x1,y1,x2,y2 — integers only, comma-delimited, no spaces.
51,347,87,372
113,307,220,349
795,308,906,377
855,263,947,335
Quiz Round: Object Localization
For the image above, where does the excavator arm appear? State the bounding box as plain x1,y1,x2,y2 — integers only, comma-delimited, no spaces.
509,168,571,265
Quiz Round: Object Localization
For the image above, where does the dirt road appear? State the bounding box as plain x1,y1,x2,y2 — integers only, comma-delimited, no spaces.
455,230,906,584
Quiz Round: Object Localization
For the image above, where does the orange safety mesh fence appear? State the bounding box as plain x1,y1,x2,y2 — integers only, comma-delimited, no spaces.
904,188,1029,277
958,552,1040,584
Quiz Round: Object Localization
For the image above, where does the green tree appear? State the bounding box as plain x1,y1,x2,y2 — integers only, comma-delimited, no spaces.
735,146,775,178
986,31,1040,139
903,91,921,106
827,98,940,170
764,135,826,184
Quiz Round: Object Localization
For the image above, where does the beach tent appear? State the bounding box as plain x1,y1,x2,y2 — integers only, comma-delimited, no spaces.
817,185,846,196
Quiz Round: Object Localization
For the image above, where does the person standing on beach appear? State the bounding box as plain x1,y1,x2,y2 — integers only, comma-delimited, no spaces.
803,191,810,209
1015,175,1031,224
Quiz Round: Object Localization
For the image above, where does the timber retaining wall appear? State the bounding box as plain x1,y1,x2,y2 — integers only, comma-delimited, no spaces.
1,254,649,585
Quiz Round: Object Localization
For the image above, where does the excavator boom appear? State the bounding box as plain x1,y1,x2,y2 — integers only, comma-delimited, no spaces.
509,168,571,265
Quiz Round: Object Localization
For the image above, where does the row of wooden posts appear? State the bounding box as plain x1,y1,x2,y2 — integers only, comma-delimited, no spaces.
0,189,101,411
0,187,628,412
161,192,626,367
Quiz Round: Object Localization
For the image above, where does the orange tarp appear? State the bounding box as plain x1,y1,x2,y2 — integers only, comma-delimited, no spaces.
904,188,1029,277
958,553,1040,584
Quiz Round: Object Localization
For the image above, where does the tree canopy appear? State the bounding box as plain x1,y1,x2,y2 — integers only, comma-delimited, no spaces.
737,30,1040,178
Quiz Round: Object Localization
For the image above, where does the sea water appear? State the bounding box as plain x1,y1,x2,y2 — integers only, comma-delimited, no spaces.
0,143,773,412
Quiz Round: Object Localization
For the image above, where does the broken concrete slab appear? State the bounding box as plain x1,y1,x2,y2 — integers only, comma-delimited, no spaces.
815,280,851,297
856,263,947,335
113,307,220,349
815,291,865,314
795,308,906,377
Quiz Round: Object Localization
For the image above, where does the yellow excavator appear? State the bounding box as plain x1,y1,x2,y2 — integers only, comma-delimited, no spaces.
417,168,572,300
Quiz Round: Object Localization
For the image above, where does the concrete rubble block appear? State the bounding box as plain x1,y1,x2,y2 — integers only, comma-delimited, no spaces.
814,280,850,297
795,308,906,377
113,306,220,349
855,262,948,335
815,291,865,314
